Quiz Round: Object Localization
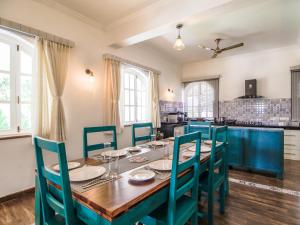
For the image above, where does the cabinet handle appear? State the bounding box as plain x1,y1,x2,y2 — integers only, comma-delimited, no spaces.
284,143,297,147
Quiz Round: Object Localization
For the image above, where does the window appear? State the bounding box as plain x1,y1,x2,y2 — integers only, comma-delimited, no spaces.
0,29,34,134
184,79,219,118
120,64,150,125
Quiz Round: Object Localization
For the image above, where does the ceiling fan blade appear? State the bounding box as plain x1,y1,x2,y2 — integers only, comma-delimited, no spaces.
198,45,215,51
221,43,244,51
212,52,218,58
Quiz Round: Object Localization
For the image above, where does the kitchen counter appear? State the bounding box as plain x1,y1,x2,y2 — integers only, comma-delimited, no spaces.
212,122,300,130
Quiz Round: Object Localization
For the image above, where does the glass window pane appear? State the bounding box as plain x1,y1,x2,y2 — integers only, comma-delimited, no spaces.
125,106,130,123
124,90,129,105
130,90,135,105
137,78,142,91
124,74,129,88
137,91,142,106
141,107,146,121
0,103,10,130
130,75,135,89
0,73,10,101
0,42,10,71
137,106,142,121
20,51,32,74
21,103,31,130
21,76,32,102
130,106,135,122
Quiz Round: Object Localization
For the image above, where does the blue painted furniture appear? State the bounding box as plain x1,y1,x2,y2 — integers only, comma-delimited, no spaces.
227,127,284,179
132,122,153,146
198,126,228,225
142,131,202,225
83,125,117,158
185,121,212,140
34,136,86,225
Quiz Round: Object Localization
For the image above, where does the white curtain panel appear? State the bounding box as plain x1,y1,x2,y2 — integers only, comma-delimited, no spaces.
35,38,70,141
104,58,123,133
150,71,161,128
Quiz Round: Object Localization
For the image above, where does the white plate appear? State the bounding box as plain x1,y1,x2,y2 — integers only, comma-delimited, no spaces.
149,141,167,147
188,145,211,153
101,149,128,158
203,140,223,146
128,169,155,182
53,162,81,171
69,166,106,182
182,151,195,158
128,146,142,152
148,160,172,171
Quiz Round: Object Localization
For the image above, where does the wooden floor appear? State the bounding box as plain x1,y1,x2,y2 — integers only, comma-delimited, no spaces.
1,159,299,225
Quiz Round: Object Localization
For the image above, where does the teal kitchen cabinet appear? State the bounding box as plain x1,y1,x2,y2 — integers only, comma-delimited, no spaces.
227,127,284,179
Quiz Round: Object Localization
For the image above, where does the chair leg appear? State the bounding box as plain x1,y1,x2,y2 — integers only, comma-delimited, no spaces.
219,183,225,214
207,191,214,225
34,176,43,225
191,212,198,225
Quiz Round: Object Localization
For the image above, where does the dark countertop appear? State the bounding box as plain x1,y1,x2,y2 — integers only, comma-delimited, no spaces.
160,121,188,126
212,122,300,130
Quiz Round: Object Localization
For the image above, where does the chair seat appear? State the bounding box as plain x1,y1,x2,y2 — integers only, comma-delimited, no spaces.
199,171,225,192
148,195,197,225
47,214,86,225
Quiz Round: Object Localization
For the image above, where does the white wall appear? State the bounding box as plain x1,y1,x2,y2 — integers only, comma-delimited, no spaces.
0,0,182,197
182,46,300,101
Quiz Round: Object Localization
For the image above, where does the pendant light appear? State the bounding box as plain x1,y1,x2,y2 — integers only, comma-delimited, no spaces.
173,24,185,51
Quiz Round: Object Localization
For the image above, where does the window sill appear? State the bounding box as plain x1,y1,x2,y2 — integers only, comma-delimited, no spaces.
0,133,32,140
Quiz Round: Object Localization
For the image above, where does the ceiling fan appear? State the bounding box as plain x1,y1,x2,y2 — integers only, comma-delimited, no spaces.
199,38,244,58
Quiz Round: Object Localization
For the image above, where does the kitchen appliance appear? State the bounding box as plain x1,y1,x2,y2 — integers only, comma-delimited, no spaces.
167,112,187,123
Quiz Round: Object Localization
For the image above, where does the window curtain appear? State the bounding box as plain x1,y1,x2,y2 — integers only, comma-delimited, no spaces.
104,58,123,133
208,79,219,118
150,71,161,128
35,38,70,141
291,69,300,121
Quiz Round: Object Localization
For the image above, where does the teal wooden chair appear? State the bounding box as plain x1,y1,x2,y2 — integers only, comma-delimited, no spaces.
132,122,153,146
34,136,86,225
198,126,228,225
142,131,202,225
83,125,117,158
186,121,212,140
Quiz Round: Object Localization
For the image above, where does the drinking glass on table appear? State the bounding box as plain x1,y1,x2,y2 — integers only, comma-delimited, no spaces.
150,134,157,150
162,144,170,159
109,152,119,179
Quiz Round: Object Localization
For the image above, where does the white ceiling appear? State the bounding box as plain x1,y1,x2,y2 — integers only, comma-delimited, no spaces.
47,0,160,27
146,0,300,63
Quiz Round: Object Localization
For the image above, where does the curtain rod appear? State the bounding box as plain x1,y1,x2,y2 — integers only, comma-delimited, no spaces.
103,54,161,75
182,75,220,83
291,65,300,71
0,17,75,48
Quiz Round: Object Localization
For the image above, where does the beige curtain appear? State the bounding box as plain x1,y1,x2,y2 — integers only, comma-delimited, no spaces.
104,58,123,133
35,38,70,141
150,71,161,128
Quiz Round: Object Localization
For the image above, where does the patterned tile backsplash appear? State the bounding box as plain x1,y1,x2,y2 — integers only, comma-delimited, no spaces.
219,98,291,125
160,98,292,125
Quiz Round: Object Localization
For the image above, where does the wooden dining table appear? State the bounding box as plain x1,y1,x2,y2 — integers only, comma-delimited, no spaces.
35,139,212,225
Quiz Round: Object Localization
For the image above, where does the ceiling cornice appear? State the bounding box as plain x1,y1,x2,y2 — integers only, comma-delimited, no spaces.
32,0,104,31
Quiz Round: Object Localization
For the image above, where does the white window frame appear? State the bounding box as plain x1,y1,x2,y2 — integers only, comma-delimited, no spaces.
120,64,151,125
184,81,215,119
0,29,35,135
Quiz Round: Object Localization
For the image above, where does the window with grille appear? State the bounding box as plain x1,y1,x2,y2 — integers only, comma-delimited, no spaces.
120,64,150,125
0,29,35,134
184,79,219,119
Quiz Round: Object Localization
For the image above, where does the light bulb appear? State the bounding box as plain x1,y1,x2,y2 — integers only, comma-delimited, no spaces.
173,37,185,51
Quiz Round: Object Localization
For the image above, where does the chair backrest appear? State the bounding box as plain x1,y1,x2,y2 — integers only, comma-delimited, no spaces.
168,131,202,224
208,126,228,186
132,122,153,146
187,121,212,140
83,125,117,158
34,136,77,225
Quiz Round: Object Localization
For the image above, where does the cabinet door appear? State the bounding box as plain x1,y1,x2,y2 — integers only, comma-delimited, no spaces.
244,129,284,175
227,128,244,167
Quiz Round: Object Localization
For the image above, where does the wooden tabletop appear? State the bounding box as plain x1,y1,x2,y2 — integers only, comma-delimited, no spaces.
71,142,211,221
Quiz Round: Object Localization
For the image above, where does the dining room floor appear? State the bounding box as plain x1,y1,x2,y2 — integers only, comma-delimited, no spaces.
0,159,299,225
